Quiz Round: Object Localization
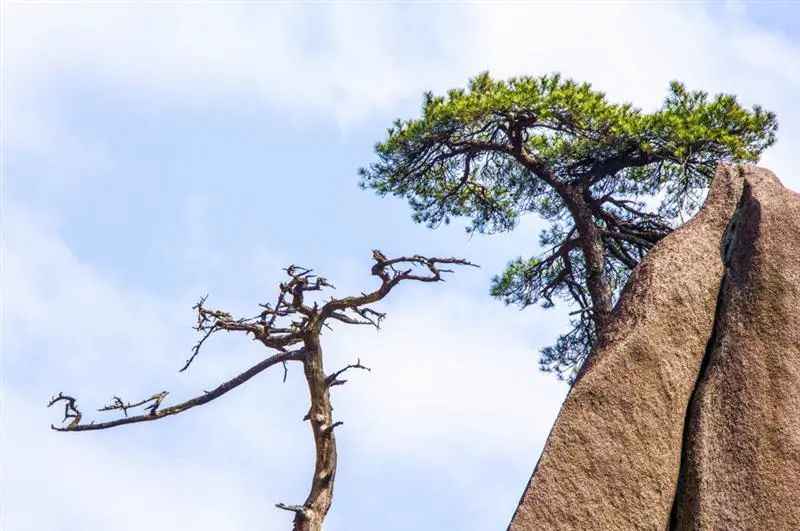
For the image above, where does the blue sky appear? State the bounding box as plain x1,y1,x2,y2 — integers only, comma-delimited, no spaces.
3,2,800,530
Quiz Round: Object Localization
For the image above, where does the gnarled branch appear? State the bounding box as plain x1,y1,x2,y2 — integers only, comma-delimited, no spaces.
49,250,474,531
50,348,307,432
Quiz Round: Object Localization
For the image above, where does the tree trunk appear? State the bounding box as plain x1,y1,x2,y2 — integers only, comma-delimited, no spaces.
293,335,337,531
564,186,614,335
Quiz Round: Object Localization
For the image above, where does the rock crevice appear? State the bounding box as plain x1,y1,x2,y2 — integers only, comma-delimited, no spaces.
510,166,800,530
667,177,751,529
670,168,800,530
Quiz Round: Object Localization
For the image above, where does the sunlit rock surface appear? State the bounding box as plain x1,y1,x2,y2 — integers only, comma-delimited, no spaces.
510,166,800,530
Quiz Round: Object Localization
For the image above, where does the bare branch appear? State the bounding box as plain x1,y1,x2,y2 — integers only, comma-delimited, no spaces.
47,393,82,429
320,251,477,324
49,250,474,531
601,229,656,249
181,272,327,371
327,308,386,329
51,348,307,432
98,392,169,417
276,503,309,516
326,358,372,387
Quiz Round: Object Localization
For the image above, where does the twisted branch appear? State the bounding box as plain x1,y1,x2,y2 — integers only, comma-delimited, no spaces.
326,359,372,387
49,250,475,531
98,392,169,417
50,349,307,432
47,393,82,429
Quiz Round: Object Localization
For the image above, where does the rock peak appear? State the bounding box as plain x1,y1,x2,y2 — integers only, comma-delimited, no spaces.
509,165,800,530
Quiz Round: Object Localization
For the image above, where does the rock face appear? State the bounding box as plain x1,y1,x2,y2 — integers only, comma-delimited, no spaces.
510,166,800,530
671,169,800,529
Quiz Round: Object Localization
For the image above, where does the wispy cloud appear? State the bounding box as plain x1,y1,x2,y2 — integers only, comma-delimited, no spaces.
3,199,566,530
4,2,800,530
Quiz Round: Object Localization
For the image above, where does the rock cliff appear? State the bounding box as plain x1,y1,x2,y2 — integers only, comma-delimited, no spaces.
509,166,800,530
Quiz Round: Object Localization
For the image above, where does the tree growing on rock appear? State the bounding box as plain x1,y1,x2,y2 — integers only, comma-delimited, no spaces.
361,73,777,380
49,251,474,531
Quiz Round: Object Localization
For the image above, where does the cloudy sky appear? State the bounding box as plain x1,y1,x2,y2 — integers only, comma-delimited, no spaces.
3,2,799,530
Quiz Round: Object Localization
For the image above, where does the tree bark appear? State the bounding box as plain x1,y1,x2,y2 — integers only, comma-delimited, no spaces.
48,254,475,530
292,334,337,531
564,186,614,334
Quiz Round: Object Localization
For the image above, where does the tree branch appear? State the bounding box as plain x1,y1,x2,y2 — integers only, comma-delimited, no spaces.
319,251,477,323
49,348,307,431
47,393,82,429
326,358,372,387
49,250,474,531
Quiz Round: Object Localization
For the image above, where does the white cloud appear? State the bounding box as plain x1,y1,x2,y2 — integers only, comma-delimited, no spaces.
1,200,567,530
4,4,468,127
325,292,568,527
4,2,800,530
3,387,291,531
5,206,176,383
6,3,798,185
329,293,566,462
1,204,296,529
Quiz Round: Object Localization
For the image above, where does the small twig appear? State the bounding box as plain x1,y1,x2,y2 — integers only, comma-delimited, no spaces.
49,250,475,530
181,326,216,372
275,503,308,515
49,348,307,431
47,393,82,429
98,391,169,417
323,421,344,435
326,358,372,387
181,295,217,372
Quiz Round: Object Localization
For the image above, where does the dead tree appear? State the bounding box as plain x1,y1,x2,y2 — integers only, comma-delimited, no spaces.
49,251,475,531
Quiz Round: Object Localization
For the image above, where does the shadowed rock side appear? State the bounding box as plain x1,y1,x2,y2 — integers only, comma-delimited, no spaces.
670,168,800,530
509,166,744,531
